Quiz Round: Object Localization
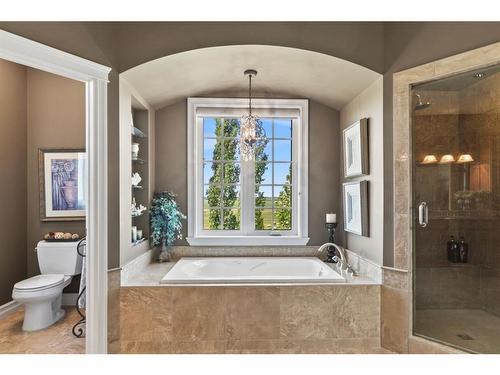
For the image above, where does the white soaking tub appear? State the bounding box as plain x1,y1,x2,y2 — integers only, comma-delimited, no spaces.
160,257,345,284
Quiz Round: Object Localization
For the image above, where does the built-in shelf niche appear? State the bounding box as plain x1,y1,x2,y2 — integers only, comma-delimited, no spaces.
119,77,155,266
131,107,150,244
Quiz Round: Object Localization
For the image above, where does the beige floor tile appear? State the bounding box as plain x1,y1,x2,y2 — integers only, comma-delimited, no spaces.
0,307,85,354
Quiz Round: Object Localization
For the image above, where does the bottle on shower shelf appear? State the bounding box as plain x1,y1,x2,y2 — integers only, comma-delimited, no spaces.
459,236,469,263
447,235,456,262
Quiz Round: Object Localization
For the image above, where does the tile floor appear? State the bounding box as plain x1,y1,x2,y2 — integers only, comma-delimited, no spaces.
415,309,500,354
0,307,85,354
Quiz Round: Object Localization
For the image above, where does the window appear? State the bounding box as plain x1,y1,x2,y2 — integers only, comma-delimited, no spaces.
187,98,308,246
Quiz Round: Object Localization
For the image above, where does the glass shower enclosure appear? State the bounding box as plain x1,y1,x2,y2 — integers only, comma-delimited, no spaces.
412,63,500,353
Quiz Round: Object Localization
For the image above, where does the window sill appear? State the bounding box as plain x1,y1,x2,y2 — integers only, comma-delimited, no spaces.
186,236,310,247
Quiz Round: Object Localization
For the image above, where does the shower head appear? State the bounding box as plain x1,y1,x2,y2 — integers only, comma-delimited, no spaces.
415,94,431,110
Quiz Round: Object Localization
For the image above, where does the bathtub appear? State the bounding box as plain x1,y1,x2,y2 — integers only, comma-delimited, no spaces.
160,257,345,284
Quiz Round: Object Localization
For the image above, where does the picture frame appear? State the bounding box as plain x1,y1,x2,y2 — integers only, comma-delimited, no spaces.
343,180,369,236
343,118,369,178
39,148,86,221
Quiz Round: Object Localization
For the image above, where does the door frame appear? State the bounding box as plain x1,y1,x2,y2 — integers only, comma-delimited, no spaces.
0,29,111,353
392,41,500,352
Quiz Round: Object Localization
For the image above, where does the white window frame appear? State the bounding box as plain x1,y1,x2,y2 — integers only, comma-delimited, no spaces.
187,97,309,246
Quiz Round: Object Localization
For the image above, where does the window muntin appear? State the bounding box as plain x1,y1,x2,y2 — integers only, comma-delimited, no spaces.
203,118,241,230
254,118,293,231
201,116,295,234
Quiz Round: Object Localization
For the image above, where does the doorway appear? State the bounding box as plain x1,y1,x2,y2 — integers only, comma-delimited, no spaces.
0,30,110,353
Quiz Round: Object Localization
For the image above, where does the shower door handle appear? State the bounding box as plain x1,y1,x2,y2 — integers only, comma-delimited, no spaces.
418,202,428,228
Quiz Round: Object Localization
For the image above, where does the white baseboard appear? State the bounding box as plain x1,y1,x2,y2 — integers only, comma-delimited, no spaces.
62,293,79,306
0,300,22,318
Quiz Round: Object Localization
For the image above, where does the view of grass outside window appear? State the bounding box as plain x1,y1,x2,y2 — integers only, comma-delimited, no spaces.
203,117,293,231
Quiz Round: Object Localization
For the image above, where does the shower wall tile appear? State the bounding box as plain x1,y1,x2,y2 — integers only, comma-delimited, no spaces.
434,43,500,78
415,266,481,310
394,213,409,270
394,160,409,215
480,267,500,317
120,284,381,354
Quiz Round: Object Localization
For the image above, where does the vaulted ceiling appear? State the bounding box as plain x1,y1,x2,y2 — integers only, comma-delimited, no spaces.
121,45,381,110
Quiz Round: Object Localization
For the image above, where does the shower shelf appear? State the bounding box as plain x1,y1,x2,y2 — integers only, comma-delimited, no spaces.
428,210,499,221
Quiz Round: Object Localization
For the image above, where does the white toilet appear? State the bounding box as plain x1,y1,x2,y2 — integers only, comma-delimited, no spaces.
12,240,83,331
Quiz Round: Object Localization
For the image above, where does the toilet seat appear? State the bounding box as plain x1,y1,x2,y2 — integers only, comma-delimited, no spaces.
14,274,65,292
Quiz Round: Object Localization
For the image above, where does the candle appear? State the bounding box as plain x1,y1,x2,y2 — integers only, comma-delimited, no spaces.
326,213,337,223
131,226,137,242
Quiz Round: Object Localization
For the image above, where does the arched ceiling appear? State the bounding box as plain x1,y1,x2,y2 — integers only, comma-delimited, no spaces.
121,45,381,110
115,22,385,73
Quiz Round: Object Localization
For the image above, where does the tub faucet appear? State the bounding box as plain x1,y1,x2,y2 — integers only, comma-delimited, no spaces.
317,242,356,276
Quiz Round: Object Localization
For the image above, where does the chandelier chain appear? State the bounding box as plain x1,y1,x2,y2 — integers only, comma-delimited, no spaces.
248,73,252,116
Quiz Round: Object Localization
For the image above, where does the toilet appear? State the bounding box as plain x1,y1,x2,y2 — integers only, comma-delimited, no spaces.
12,240,83,331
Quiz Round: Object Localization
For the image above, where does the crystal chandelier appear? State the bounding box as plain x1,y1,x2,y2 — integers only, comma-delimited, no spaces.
240,69,261,161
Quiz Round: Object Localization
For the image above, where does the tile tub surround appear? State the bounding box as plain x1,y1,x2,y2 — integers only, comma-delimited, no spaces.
121,246,383,285
119,285,384,354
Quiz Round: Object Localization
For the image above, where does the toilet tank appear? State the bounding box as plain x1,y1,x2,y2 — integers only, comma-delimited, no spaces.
36,240,83,276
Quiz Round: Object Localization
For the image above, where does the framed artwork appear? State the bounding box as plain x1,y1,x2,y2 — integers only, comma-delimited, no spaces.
39,148,86,221
343,180,369,236
343,118,369,178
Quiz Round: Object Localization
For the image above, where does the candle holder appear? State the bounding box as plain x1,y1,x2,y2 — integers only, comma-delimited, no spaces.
325,222,338,263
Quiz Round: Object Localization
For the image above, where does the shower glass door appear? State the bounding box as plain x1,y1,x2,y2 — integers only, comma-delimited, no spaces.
412,63,500,353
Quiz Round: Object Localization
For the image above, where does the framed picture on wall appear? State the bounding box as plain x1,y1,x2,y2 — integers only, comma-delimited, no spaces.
343,180,369,236
39,148,86,221
343,118,369,178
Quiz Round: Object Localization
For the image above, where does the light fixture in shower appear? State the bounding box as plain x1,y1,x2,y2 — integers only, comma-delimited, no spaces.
415,94,431,110
457,154,474,164
421,155,438,164
439,154,456,164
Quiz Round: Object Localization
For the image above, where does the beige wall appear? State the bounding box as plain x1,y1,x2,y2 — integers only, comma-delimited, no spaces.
155,97,340,246
0,59,27,305
0,23,121,270
340,78,384,265
26,68,86,288
0,63,85,304
1,21,499,270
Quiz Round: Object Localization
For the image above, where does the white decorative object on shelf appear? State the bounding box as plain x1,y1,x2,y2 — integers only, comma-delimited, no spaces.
131,197,147,217
131,172,142,187
131,142,139,159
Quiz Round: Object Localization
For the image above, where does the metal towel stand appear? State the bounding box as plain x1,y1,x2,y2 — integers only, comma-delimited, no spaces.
72,237,86,338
